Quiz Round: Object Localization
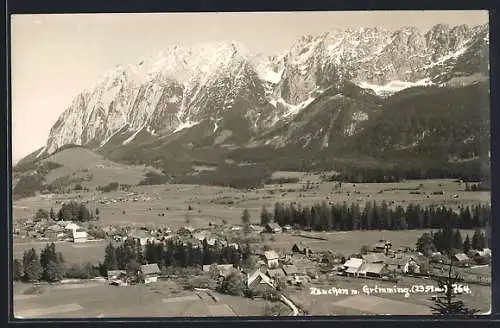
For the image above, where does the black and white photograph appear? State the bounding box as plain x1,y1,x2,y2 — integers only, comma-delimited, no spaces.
10,10,491,318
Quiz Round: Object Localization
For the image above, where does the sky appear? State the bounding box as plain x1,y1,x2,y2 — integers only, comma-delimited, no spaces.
10,10,489,161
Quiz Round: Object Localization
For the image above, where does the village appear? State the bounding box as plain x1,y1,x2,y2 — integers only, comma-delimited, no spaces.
13,198,492,317
12,176,492,316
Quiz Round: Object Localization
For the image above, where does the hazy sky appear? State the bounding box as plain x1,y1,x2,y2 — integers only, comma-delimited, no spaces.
11,10,489,161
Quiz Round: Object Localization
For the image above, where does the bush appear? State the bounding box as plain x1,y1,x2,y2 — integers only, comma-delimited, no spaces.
137,171,169,186
35,208,49,220
57,201,92,222
97,182,119,193
216,272,246,296
36,161,63,174
64,263,98,279
266,177,300,185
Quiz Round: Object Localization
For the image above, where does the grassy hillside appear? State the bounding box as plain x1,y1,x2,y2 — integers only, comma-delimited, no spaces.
12,146,162,199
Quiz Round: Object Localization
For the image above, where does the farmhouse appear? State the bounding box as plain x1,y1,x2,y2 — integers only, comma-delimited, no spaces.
56,220,72,227
247,269,275,294
262,250,280,269
343,258,364,276
292,242,313,256
265,223,282,234
387,256,421,274
139,263,161,284
72,229,88,243
471,249,491,265
358,262,390,278
452,253,470,267
129,231,155,246
472,248,492,257
64,222,81,232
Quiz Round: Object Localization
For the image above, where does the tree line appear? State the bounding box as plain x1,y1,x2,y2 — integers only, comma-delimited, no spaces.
13,243,98,282
329,161,489,184
416,227,489,257
259,201,490,232
100,238,250,276
33,201,97,223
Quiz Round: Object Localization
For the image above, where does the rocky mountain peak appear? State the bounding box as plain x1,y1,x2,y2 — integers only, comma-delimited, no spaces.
38,23,489,158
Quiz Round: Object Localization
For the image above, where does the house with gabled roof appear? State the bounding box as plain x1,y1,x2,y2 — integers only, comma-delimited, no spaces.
358,262,390,278
452,253,470,267
262,250,280,269
292,242,312,256
247,268,275,295
139,263,161,284
343,258,364,276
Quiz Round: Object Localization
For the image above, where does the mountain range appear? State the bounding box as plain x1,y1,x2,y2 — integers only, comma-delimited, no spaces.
20,23,490,182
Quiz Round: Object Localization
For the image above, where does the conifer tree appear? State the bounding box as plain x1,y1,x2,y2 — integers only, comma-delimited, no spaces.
260,205,271,226
463,235,471,254
431,263,479,316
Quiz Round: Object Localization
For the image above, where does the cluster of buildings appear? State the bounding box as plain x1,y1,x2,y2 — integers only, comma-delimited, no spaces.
14,218,88,243
107,264,162,286
97,192,160,205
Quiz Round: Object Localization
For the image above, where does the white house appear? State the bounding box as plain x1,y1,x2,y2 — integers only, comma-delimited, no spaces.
262,251,280,269
64,222,81,232
72,230,87,243
343,258,364,276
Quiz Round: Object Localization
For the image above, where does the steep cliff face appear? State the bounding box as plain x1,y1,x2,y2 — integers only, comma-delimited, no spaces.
39,23,489,159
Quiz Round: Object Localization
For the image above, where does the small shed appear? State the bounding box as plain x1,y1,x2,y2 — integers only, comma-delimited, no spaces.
292,242,313,256
107,270,127,282
265,223,282,234
452,253,470,267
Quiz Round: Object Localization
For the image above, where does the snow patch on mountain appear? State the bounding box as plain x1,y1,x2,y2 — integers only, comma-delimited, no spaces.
123,125,146,145
36,146,47,159
357,78,434,96
173,120,200,133
100,129,123,147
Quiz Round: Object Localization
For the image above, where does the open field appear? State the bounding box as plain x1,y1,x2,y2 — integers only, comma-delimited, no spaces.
41,147,159,188
12,177,490,265
13,178,490,229
263,229,482,255
13,280,284,318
